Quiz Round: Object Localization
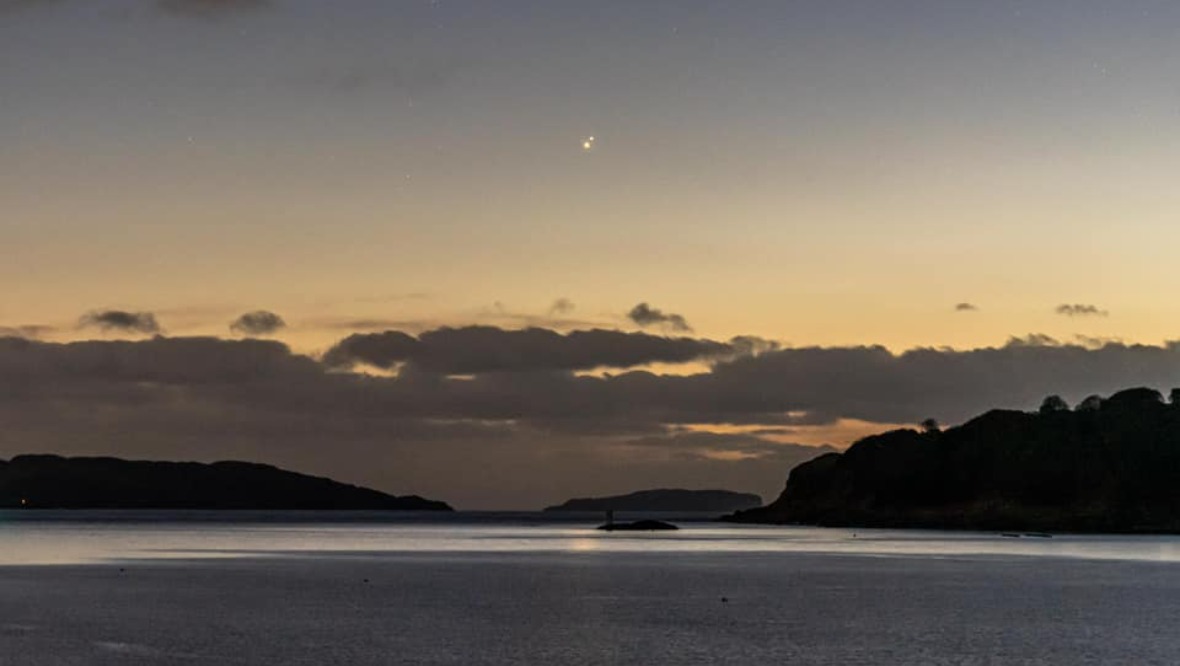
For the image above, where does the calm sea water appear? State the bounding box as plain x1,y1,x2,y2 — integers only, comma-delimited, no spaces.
3,511,1180,664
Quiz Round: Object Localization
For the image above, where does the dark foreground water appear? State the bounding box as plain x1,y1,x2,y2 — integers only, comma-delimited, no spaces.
3,512,1180,665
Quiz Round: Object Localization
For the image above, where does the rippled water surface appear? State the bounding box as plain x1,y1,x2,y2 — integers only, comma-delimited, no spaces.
5,510,1180,564
2,512,1179,664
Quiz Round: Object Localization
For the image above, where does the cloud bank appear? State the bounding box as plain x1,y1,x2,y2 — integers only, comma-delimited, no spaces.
5,326,1180,507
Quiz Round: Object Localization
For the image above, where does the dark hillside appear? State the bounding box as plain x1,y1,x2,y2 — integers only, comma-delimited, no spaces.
726,388,1180,532
0,455,451,511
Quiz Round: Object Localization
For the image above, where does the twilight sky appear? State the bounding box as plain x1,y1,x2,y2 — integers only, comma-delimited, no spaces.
4,1,1180,508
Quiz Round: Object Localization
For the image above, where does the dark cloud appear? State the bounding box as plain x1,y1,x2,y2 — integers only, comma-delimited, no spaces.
78,310,161,335
727,335,780,357
955,303,978,312
322,330,420,369
627,302,692,332
1056,303,1108,317
322,326,731,374
156,0,270,18
20,330,1173,434
0,336,319,386
682,338,1180,426
230,310,286,336
549,298,575,315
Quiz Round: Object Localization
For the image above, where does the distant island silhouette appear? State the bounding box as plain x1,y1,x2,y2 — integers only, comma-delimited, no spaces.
726,388,1180,533
0,455,451,511
597,519,679,532
545,489,762,513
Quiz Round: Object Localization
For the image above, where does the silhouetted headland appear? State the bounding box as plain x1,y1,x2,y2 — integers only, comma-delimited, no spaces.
546,488,761,513
726,388,1180,533
0,455,451,510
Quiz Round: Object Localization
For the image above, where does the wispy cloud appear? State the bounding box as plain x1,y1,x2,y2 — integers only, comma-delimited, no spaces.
1056,303,1108,317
